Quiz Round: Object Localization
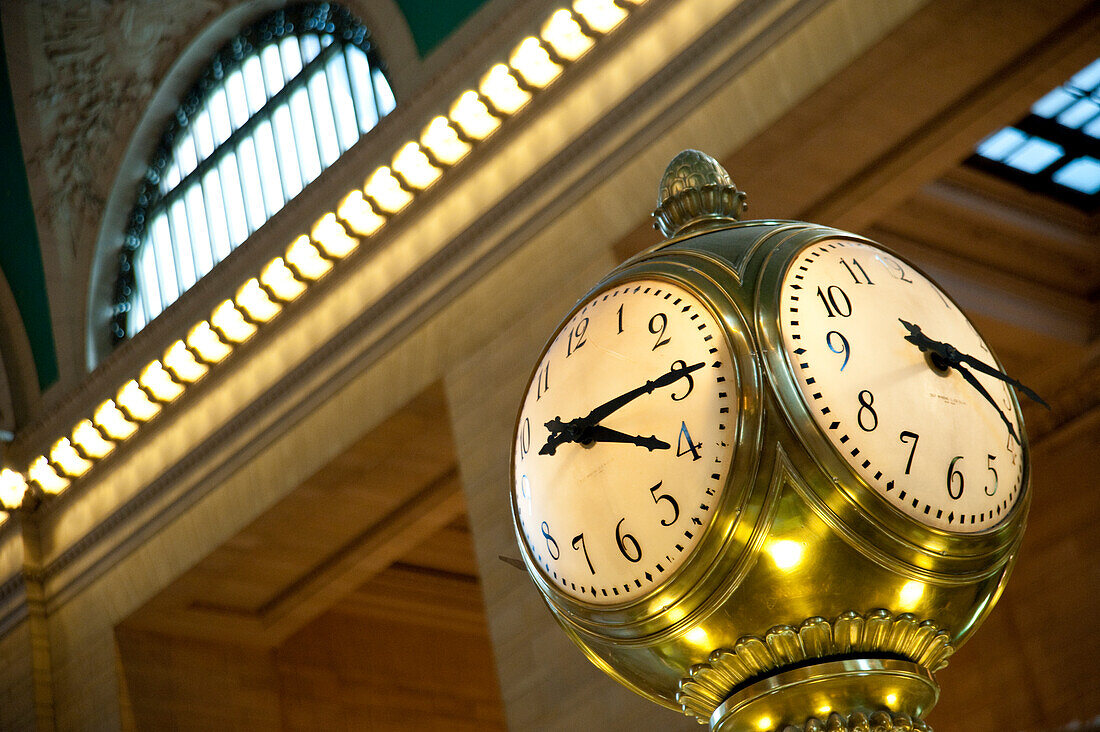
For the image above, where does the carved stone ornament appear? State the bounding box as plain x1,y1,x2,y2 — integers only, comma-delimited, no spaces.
782,711,932,732
652,149,748,238
676,609,954,722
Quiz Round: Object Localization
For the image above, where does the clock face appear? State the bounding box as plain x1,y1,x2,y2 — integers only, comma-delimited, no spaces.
513,278,739,605
778,239,1025,533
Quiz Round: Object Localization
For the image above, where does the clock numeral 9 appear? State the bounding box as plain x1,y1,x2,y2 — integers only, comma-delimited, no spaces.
856,390,877,432
826,330,850,370
567,317,589,357
649,481,680,526
947,456,964,500
649,313,671,350
541,521,560,560
615,518,642,563
816,285,852,318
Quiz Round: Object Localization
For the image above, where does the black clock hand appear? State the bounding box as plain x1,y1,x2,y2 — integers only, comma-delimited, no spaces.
578,424,671,451
539,360,704,455
899,319,1049,408
952,362,1021,445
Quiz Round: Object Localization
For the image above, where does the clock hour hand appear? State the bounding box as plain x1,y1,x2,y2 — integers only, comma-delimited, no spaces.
899,319,1048,408
578,424,670,451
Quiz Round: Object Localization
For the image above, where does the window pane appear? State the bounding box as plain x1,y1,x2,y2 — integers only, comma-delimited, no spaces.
253,119,285,216
136,240,162,324
168,198,198,290
1069,58,1100,94
306,71,341,164
150,213,179,306
346,46,379,133
208,87,233,146
236,137,268,231
372,67,396,115
176,132,199,179
1056,98,1100,129
225,71,251,129
976,127,1028,162
326,53,360,149
218,153,250,248
184,184,214,278
1052,156,1100,194
242,56,268,115
260,43,288,98
1004,137,1064,174
271,102,304,196
193,107,216,159
300,34,322,65
201,169,232,260
279,36,304,79
1032,87,1078,118
288,90,322,183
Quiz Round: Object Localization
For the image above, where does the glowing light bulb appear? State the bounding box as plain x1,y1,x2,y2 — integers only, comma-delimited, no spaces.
541,10,593,60
210,300,256,343
449,91,500,140
509,38,561,88
116,379,161,421
163,340,209,382
420,116,469,165
139,360,184,403
757,716,772,731
767,539,804,570
260,257,307,302
185,321,231,364
573,0,627,33
51,438,92,477
479,64,530,114
0,469,27,509
93,400,138,440
235,279,281,323
685,627,709,646
336,191,385,237
285,235,332,280
364,167,413,214
886,693,898,706
28,456,68,495
311,213,359,258
71,419,114,459
392,142,441,190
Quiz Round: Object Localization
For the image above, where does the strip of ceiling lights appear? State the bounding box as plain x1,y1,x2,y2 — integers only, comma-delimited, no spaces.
0,0,647,516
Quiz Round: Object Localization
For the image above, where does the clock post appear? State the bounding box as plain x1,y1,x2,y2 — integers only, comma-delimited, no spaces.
510,150,1033,731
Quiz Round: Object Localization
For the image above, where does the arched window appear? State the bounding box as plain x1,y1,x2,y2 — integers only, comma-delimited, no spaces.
113,3,395,342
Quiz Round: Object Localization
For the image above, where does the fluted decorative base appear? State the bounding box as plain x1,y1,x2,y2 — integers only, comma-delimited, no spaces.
708,658,938,732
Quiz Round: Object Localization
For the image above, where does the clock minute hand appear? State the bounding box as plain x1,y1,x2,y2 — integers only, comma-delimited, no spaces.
580,360,706,427
898,319,1049,409
953,362,1021,445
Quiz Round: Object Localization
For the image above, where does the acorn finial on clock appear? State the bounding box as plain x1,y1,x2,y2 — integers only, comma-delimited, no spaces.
653,149,748,238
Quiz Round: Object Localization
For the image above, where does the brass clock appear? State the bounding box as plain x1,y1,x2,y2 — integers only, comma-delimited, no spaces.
510,150,1037,730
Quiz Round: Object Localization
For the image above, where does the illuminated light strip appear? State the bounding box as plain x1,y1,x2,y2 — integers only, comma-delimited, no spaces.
7,0,648,510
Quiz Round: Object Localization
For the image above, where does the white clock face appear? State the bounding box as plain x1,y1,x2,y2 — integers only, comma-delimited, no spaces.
513,278,738,605
778,239,1025,533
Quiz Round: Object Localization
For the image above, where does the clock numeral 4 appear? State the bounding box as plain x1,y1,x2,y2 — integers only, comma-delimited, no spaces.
676,421,702,461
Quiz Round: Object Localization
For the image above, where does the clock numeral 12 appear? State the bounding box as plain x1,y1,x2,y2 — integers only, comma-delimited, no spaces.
567,317,588,357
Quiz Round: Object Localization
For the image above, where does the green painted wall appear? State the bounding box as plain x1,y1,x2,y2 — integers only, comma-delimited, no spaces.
394,0,488,57
0,15,58,391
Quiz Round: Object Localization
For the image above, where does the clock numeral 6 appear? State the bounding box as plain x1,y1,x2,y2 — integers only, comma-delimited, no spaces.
615,518,642,563
649,481,680,526
947,456,964,500
541,521,560,560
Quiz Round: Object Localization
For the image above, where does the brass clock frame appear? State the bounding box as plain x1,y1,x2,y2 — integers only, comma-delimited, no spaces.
510,253,766,640
753,226,1030,578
